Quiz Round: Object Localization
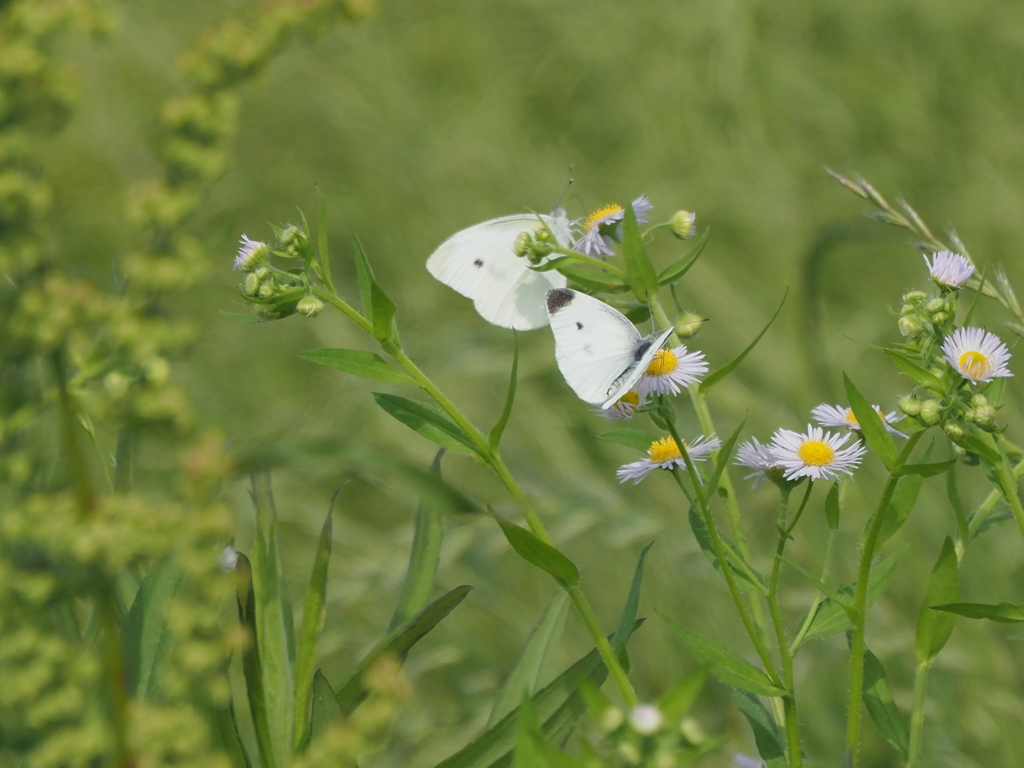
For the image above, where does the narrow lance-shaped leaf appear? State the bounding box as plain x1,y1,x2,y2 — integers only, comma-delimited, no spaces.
658,668,707,724
731,689,786,768
844,373,897,471
825,482,841,530
490,333,518,450
334,585,473,715
488,591,570,728
235,553,274,768
915,537,960,663
658,227,710,285
932,601,1024,623
494,515,580,588
876,472,926,548
294,506,334,750
389,450,446,632
900,460,956,478
885,349,945,395
700,290,787,394
299,348,415,385
373,393,482,457
353,235,374,319
370,281,398,342
309,669,343,743
705,418,746,500
612,543,652,663
861,648,909,759
123,557,181,699
658,611,786,697
621,200,660,302
688,507,766,595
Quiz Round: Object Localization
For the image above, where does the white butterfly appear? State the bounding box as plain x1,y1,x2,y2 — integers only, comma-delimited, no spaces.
426,208,572,331
545,288,673,409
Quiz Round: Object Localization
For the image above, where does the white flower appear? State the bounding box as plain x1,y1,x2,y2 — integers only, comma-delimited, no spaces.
941,327,1013,383
616,434,720,485
628,704,663,736
734,437,780,488
811,403,907,438
595,390,645,420
769,425,866,482
924,250,974,289
234,234,268,271
637,344,708,397
573,196,653,256
219,545,238,572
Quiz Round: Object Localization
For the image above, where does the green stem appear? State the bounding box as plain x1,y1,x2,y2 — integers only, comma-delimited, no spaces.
905,661,930,767
966,459,1024,542
316,287,637,705
996,460,1024,543
847,432,923,763
100,587,132,768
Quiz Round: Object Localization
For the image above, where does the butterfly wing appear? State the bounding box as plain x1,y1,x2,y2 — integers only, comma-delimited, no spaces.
545,289,649,407
426,213,569,330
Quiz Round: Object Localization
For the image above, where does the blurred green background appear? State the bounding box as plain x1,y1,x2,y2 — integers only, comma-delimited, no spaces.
41,0,1024,764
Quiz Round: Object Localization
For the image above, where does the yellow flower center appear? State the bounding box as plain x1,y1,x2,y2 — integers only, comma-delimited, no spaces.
618,391,640,407
958,350,991,379
648,437,683,463
584,203,624,231
844,410,859,427
646,349,678,376
797,440,835,466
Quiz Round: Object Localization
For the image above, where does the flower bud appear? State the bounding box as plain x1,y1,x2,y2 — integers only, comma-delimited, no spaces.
970,394,988,408
898,316,923,336
903,290,927,305
254,266,270,280
898,395,921,417
930,311,948,324
513,232,531,258
104,371,131,400
919,399,941,425
674,312,704,338
280,224,310,258
599,706,624,732
899,304,915,315
972,404,996,426
256,304,281,321
534,226,552,243
943,421,966,440
925,298,946,314
669,210,697,240
297,295,324,317
243,272,261,296
257,282,275,300
628,704,663,736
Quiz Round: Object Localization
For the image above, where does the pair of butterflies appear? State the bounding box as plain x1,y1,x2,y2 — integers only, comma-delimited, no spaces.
426,208,673,409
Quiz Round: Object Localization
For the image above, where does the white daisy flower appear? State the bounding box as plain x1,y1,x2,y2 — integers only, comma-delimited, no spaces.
616,434,720,485
924,250,974,289
594,390,645,420
234,234,268,271
941,327,1013,383
628,704,663,736
811,403,907,438
637,344,708,397
769,425,866,482
734,437,781,488
573,196,653,256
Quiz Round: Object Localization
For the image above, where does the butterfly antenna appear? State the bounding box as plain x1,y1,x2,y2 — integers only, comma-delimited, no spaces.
554,166,574,210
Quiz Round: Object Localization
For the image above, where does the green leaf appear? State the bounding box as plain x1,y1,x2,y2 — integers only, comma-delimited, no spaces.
658,611,786,697
915,537,960,663
235,554,274,768
659,668,708,724
731,689,787,768
705,418,746,500
123,557,181,698
513,695,545,768
597,428,659,453
214,700,254,768
493,516,580,588
700,290,786,394
621,201,660,301
825,482,841,530
370,281,398,342
844,373,897,470
249,472,296,768
373,393,481,457
221,310,261,323
389,450,446,632
431,622,643,768
333,586,473,715
950,426,1002,466
688,507,767,595
931,601,1024,623
316,189,334,291
900,460,956,478
612,543,652,662
490,333,519,450
353,235,374,318
487,591,570,729
884,350,945,395
876,473,925,548
298,348,415,385
658,227,710,285
862,648,909,758
293,507,334,750
309,669,343,742
796,547,906,646
555,263,631,293
346,446,477,515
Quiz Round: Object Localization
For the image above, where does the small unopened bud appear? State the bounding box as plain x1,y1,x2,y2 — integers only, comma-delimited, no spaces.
898,395,921,417
943,421,966,440
931,311,948,324
970,394,989,408
257,282,275,300
674,312,704,338
599,707,624,732
899,304,915,315
629,704,663,736
669,210,697,240
280,224,310,258
903,290,927,304
898,316,923,336
254,266,270,280
297,295,324,317
972,404,996,426
256,304,281,321
925,298,946,314
535,226,552,243
919,400,941,425
244,272,261,296
513,232,531,258
104,371,131,400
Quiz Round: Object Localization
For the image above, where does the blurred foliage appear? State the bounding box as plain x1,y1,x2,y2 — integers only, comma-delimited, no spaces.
4,0,1024,766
